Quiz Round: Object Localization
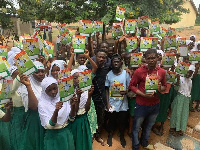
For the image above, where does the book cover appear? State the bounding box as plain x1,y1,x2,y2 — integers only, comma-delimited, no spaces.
167,35,176,50
58,68,71,79
166,71,176,84
137,16,149,29
126,37,137,52
57,23,68,35
0,46,7,58
159,27,167,37
145,76,158,93
125,19,136,34
44,40,54,57
14,40,21,48
93,21,103,34
162,53,176,67
177,37,186,46
67,28,76,37
110,82,125,98
78,70,92,91
79,20,93,37
112,23,123,40
115,6,126,21
150,21,160,35
130,52,143,67
23,38,40,60
189,51,200,61
0,57,10,78
58,76,74,102
175,62,190,75
72,35,85,53
60,32,71,45
178,45,188,57
140,37,152,52
42,48,49,61
0,79,13,105
151,37,158,49
167,27,176,36
14,50,37,76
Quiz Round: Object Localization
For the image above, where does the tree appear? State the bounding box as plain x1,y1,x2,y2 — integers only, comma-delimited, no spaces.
195,4,200,25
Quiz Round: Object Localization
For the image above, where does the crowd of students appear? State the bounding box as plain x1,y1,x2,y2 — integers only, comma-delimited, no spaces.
0,28,200,150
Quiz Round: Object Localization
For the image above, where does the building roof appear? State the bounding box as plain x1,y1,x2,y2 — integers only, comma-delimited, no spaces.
190,0,198,15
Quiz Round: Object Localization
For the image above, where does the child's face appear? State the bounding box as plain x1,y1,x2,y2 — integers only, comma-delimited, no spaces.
51,65,60,79
112,58,122,70
77,54,86,65
186,70,193,78
124,55,131,66
107,47,114,58
183,56,189,63
33,69,45,82
73,73,79,86
45,83,58,98
158,53,162,61
100,43,108,51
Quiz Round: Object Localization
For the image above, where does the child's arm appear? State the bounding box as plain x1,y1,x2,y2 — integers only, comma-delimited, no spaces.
69,95,78,120
105,86,111,110
193,63,199,78
20,74,38,110
84,49,98,74
50,101,63,125
90,38,95,57
85,85,94,112
0,101,13,122
67,47,75,70
75,88,82,113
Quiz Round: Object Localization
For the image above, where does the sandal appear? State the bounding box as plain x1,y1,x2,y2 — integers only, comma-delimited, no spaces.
95,137,105,146
152,127,163,136
177,131,184,136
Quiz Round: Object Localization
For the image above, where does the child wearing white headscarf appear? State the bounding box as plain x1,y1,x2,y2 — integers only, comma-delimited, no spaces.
18,61,46,150
170,65,196,136
48,60,66,79
38,77,76,150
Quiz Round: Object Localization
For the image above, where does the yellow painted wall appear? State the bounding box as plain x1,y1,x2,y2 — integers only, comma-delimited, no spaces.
170,1,197,28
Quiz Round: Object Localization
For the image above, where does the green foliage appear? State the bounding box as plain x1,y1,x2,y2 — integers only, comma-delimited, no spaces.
195,4,200,25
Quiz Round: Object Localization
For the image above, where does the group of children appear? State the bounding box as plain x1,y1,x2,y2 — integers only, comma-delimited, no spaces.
0,26,200,150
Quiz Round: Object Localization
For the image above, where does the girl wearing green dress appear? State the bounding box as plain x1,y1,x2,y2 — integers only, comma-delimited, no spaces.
70,69,94,150
18,61,46,150
38,77,76,150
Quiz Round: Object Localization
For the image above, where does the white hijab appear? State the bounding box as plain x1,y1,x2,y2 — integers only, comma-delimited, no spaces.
38,77,71,127
18,61,45,112
7,47,21,66
48,60,66,77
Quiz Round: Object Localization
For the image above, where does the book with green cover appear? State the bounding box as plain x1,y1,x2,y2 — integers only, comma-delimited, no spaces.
79,20,93,37
0,46,7,58
177,37,186,46
14,50,37,76
58,68,71,79
166,71,176,84
112,23,123,40
175,62,190,75
162,53,176,67
60,32,71,45
44,40,54,57
130,53,143,67
150,21,160,35
151,37,158,49
78,70,92,91
145,76,158,93
110,82,124,98
159,27,167,38
140,37,152,52
0,57,10,79
137,16,149,29
14,40,21,48
42,48,49,61
166,27,176,36
57,23,68,35
58,76,74,102
126,37,137,52
125,19,136,34
93,21,103,34
23,38,40,60
189,51,200,61
115,6,126,21
72,35,85,53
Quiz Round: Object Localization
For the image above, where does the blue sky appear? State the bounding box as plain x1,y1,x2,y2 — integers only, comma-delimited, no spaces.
194,0,200,8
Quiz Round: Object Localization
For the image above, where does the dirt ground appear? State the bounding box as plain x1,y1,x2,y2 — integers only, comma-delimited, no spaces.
3,25,200,150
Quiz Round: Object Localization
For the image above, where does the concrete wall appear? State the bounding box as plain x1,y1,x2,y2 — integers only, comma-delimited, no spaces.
170,1,197,28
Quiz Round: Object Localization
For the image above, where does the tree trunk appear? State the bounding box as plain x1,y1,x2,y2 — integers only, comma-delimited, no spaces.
102,23,106,41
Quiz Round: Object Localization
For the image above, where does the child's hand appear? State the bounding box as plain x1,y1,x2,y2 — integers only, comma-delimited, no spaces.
143,92,154,98
76,88,83,97
5,100,13,110
55,101,63,111
84,49,90,58
70,47,75,56
70,95,78,106
0,76,2,80
37,55,46,66
88,85,94,96
157,82,162,92
19,74,31,87
120,90,127,95
176,74,180,80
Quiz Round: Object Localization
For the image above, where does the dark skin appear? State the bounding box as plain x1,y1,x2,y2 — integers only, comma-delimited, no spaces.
51,65,60,79
107,46,114,59
1,100,13,122
33,69,45,82
100,43,109,51
45,83,78,124
96,51,107,68
190,36,196,43
77,54,87,65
